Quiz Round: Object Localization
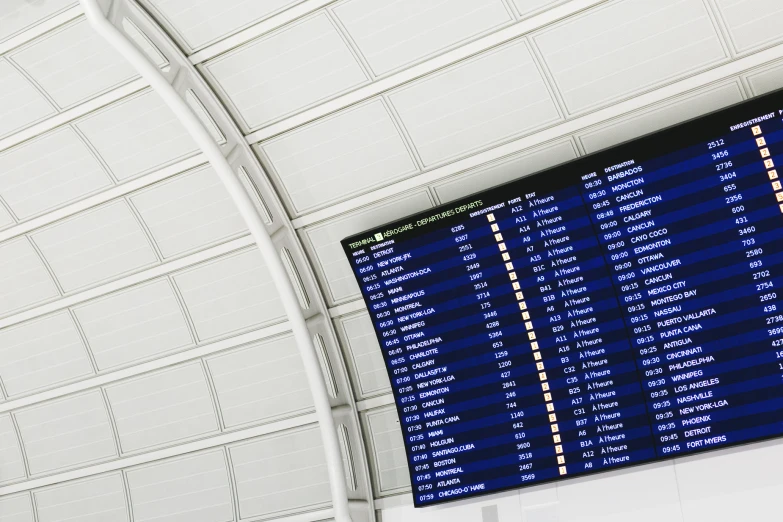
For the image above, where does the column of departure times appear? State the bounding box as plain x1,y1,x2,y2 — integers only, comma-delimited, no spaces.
582,115,783,456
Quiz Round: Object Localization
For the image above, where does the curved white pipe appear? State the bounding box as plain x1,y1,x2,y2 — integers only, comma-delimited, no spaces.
79,2,353,521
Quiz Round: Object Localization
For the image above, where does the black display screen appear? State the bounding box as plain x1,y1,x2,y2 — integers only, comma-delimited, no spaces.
341,89,783,507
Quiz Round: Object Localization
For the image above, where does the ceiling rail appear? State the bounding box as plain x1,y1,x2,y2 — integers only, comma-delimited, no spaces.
78,2,353,520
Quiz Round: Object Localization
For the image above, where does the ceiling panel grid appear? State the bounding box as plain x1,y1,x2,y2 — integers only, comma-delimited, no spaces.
229,425,331,520
125,448,234,522
745,57,783,96
128,165,247,259
0,59,56,140
33,473,129,522
201,12,371,131
104,362,221,453
530,0,729,115
7,18,139,110
13,390,117,476
0,311,95,398
712,0,783,55
330,0,513,77
72,278,195,372
257,99,418,215
172,248,285,342
0,241,283,399
138,0,307,53
73,89,200,182
0,414,27,486
0,238,60,318
0,1,78,46
0,126,113,222
387,36,563,167
29,200,160,294
0,492,34,522
205,335,314,430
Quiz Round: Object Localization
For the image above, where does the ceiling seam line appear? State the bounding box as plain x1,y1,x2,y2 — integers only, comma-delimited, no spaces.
8,413,32,482
0,6,85,56
222,446,241,522
0,235,255,331
166,274,200,344
24,235,65,296
68,123,123,184
123,197,165,262
200,359,227,432
0,78,149,154
99,387,125,457
241,0,610,144
67,308,100,375
0,153,209,245
0,322,292,416
1,56,61,112
0,413,319,497
187,0,340,65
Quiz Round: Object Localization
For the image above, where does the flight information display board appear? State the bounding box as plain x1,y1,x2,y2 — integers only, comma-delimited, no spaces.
341,89,783,507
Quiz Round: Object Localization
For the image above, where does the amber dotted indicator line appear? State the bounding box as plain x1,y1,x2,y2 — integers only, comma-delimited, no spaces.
752,126,780,206
487,213,567,476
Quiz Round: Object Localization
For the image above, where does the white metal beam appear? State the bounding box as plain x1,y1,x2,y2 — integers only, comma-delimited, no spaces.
79,2,353,521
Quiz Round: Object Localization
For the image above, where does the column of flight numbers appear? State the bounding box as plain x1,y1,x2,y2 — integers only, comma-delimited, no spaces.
487,213,567,477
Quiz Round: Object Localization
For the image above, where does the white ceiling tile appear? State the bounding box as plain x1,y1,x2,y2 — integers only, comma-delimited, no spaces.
745,59,783,96
75,90,200,181
15,390,116,475
127,450,233,522
173,248,284,341
333,0,511,76
363,406,409,495
31,201,158,293
0,60,55,139
716,0,783,54
206,335,313,429
106,363,218,453
130,166,247,259
0,415,26,485
0,127,112,220
0,311,93,397
35,473,129,522
0,203,14,230
73,279,193,371
578,81,745,154
203,13,368,130
0,1,76,43
389,39,560,166
9,19,137,109
301,190,432,305
260,100,417,214
334,312,389,398
141,0,305,51
433,139,579,203
0,493,34,522
512,0,564,18
0,238,59,317
230,427,330,519
533,0,727,114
